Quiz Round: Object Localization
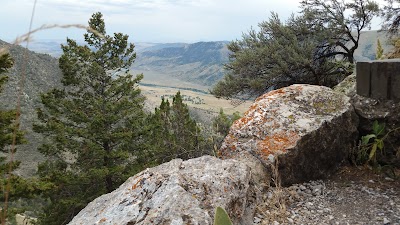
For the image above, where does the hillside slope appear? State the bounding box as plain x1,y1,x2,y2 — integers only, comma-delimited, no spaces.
132,41,230,88
0,39,63,176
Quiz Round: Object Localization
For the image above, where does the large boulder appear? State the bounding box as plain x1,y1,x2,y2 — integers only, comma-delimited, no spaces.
220,84,359,186
68,156,258,225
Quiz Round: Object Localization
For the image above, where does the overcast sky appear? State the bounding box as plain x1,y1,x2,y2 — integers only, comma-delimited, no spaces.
0,0,385,43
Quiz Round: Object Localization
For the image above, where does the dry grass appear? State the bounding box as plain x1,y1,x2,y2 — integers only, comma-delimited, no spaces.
140,85,251,115
255,158,299,224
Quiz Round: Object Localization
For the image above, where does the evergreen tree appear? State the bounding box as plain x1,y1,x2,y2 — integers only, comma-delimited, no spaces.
211,109,241,150
0,52,32,222
211,13,349,99
212,109,240,136
381,0,400,35
301,0,379,64
376,39,384,59
147,92,208,163
0,53,23,152
34,12,146,225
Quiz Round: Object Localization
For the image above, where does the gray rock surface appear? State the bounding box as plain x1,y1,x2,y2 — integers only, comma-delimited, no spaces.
220,84,359,185
333,74,356,97
68,156,258,225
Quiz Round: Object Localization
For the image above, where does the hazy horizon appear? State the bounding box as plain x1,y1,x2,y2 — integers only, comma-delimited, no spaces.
0,0,386,44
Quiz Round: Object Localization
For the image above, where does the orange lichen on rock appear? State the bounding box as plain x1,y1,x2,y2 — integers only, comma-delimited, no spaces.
256,88,287,101
236,116,252,127
256,130,300,160
131,177,143,190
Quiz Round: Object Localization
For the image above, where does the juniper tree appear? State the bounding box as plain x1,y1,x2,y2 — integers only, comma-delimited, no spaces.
300,0,379,63
34,12,147,225
381,0,400,35
211,13,349,99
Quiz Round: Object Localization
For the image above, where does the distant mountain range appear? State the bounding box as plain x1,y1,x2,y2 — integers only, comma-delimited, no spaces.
27,40,230,89
25,30,394,90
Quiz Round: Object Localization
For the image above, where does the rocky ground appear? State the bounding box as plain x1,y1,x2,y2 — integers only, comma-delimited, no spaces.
255,166,400,225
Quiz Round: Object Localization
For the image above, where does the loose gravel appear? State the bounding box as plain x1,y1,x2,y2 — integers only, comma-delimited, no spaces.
255,168,400,225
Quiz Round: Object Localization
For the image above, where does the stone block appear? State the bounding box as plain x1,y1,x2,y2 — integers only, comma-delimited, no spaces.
370,61,390,99
356,61,371,97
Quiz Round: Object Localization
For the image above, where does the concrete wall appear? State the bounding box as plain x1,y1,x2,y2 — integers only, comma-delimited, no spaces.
356,59,400,102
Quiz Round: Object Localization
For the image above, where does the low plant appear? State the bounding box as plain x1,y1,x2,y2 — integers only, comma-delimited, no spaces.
359,120,386,164
357,120,400,166
213,207,232,225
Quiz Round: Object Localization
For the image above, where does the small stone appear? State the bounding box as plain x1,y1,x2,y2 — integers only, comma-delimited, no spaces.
385,177,394,181
287,218,294,223
383,218,390,224
299,185,307,191
328,215,334,220
312,188,321,196
305,202,314,208
368,179,375,183
253,217,261,223
273,221,280,225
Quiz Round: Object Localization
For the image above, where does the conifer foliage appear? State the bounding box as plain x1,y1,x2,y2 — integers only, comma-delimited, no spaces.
34,12,146,225
0,52,34,222
147,91,208,163
211,13,349,99
0,53,24,152
212,0,379,99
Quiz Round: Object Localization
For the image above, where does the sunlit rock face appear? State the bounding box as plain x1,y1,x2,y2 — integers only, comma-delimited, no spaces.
68,156,258,225
220,84,359,186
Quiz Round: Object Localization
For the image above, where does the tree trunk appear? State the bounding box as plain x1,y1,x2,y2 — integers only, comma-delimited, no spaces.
103,141,113,193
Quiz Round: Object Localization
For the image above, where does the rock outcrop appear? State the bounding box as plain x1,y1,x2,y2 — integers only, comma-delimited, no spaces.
219,84,359,186
68,156,258,225
69,84,363,224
